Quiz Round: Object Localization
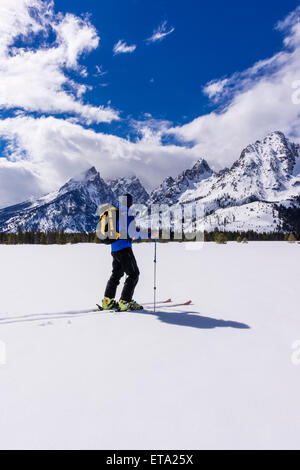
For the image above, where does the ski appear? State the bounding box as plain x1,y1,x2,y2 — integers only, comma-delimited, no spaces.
142,298,172,306
162,300,192,308
96,299,192,313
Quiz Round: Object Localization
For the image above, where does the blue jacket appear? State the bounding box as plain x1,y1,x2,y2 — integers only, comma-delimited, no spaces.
111,204,134,253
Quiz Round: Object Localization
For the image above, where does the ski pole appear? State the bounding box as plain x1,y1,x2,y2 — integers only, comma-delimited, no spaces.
154,238,157,313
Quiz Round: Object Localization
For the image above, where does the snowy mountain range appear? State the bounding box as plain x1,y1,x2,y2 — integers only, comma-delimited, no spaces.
0,131,299,233
178,131,300,233
149,158,213,205
0,168,149,233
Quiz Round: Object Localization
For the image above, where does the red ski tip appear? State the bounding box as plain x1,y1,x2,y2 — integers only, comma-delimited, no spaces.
163,298,172,303
183,300,192,305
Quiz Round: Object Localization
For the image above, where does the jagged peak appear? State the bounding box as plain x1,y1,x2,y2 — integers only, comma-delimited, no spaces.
243,131,287,151
106,174,149,204
179,158,213,181
190,158,212,173
159,158,212,185
72,166,99,182
263,130,286,141
254,131,290,151
238,131,291,160
58,166,102,194
83,166,98,179
73,166,100,182
228,131,300,183
149,158,213,205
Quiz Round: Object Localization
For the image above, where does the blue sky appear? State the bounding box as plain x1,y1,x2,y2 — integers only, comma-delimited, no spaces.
0,0,300,207
52,0,300,134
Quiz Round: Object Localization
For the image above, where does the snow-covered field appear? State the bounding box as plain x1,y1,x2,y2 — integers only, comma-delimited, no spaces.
0,241,299,450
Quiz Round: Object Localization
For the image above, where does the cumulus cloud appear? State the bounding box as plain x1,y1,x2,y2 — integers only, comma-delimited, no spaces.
0,0,119,124
0,159,44,208
146,21,175,44
0,0,50,54
113,40,136,55
0,115,200,207
130,116,172,146
203,78,229,101
167,6,300,170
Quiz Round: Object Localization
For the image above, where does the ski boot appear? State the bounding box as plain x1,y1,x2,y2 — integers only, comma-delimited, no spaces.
119,300,143,311
99,297,119,311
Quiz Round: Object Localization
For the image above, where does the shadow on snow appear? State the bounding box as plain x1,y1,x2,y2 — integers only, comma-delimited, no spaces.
143,309,250,330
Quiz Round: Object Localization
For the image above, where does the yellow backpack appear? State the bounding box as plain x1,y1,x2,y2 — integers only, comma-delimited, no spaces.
97,203,120,244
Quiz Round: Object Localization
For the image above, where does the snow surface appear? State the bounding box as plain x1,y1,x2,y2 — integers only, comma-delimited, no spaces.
0,242,299,450
201,201,282,233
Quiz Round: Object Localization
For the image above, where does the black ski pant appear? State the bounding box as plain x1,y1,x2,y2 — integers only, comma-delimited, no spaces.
104,247,140,302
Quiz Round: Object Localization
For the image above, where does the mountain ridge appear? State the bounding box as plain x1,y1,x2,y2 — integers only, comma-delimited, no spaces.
0,131,299,233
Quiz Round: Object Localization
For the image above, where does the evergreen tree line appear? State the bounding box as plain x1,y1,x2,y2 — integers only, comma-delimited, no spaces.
0,229,97,245
0,228,299,245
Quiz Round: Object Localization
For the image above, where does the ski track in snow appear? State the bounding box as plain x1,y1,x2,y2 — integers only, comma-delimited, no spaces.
0,300,190,325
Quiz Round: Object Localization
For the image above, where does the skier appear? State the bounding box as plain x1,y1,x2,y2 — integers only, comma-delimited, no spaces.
101,193,143,311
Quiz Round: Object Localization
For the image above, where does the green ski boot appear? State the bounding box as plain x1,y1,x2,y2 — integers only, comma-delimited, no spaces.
101,297,119,311
119,300,143,311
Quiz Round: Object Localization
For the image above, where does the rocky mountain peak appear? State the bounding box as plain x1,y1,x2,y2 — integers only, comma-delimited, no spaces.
149,158,213,205
233,131,299,187
107,175,149,205
191,158,212,173
83,166,98,180
57,166,103,196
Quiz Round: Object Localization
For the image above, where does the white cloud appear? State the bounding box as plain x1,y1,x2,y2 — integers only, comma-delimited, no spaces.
0,0,50,54
0,159,43,208
131,116,172,146
54,13,99,68
146,21,175,44
167,6,300,170
0,0,119,124
113,40,136,55
203,78,229,101
95,65,107,76
0,115,200,206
